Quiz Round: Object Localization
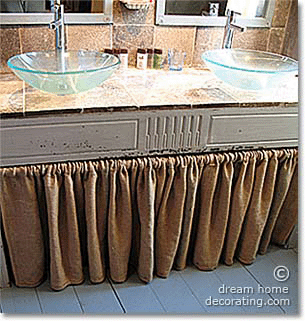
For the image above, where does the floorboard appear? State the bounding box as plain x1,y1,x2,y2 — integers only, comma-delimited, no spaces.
244,248,298,314
178,265,245,314
73,278,124,314
0,246,298,315
215,262,283,314
0,285,42,314
35,281,83,314
149,270,206,313
109,273,165,313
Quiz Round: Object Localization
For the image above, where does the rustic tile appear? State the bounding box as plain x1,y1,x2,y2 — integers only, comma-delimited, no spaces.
154,26,196,66
272,0,292,27
19,27,54,53
0,74,25,113
184,87,236,104
113,0,155,25
232,29,270,51
282,0,298,59
0,27,21,73
267,28,285,54
113,25,154,67
193,27,223,67
67,25,111,51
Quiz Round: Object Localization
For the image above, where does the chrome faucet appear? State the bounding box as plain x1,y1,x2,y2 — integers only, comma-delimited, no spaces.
222,9,246,49
49,0,66,50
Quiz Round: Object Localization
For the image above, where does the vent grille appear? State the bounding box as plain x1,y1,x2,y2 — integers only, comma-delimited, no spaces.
145,115,202,150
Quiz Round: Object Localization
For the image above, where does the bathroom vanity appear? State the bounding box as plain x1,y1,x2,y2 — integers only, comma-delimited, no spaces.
0,67,298,290
0,68,298,167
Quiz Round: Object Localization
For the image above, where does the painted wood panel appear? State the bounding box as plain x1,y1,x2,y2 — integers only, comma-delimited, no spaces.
208,113,298,144
0,106,298,167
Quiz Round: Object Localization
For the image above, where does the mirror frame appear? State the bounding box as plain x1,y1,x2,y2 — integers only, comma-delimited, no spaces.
156,0,276,28
0,0,113,24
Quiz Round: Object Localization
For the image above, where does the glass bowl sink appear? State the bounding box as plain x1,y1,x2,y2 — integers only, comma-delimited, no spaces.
202,49,298,91
7,50,120,95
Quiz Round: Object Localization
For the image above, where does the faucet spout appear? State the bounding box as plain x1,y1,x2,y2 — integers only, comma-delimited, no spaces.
49,0,66,51
222,9,246,49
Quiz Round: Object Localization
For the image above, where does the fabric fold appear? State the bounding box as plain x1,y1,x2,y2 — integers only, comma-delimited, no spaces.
0,148,298,290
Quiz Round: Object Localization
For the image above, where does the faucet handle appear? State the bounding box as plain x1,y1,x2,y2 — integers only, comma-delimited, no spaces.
226,9,242,18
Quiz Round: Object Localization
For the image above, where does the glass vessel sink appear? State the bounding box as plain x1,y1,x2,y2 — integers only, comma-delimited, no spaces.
7,50,120,95
202,49,298,91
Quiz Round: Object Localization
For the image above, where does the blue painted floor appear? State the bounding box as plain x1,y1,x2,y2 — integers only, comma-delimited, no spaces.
0,246,298,315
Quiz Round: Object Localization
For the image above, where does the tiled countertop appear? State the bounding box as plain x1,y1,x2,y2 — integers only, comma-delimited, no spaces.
0,68,298,117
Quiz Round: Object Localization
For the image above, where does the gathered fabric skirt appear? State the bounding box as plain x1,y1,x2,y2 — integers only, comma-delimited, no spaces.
0,148,298,290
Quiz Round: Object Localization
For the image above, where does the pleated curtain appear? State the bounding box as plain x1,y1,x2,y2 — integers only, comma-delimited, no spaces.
0,148,298,291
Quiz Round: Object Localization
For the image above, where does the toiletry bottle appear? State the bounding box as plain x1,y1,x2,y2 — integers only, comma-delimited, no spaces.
153,49,163,69
147,48,154,69
104,48,114,54
137,48,147,70
119,48,129,68
113,48,120,57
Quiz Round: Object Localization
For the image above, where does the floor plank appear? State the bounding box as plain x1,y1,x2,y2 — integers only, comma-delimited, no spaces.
36,281,83,314
74,279,124,314
110,274,165,313
150,271,206,313
178,266,245,314
0,246,298,315
0,285,42,314
244,248,298,315
215,262,283,314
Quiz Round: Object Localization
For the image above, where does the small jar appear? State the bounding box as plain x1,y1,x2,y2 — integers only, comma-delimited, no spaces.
136,48,147,70
147,48,154,69
153,49,163,69
119,48,129,68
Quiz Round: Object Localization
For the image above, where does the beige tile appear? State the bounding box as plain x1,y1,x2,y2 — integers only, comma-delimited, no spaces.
154,26,196,66
232,29,270,51
0,74,25,113
193,27,223,67
0,28,21,73
272,0,292,27
113,25,154,67
67,25,111,51
282,0,298,59
113,0,155,25
19,27,54,53
267,28,285,54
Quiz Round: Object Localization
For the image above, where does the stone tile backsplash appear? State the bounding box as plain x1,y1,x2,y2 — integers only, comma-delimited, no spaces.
0,0,297,72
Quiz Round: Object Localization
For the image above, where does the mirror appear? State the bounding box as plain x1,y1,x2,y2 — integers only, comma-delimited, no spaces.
156,0,276,27
0,0,113,24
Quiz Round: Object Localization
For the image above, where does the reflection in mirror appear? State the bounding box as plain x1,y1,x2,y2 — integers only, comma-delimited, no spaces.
165,0,269,18
0,0,113,24
156,0,276,27
0,0,105,13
